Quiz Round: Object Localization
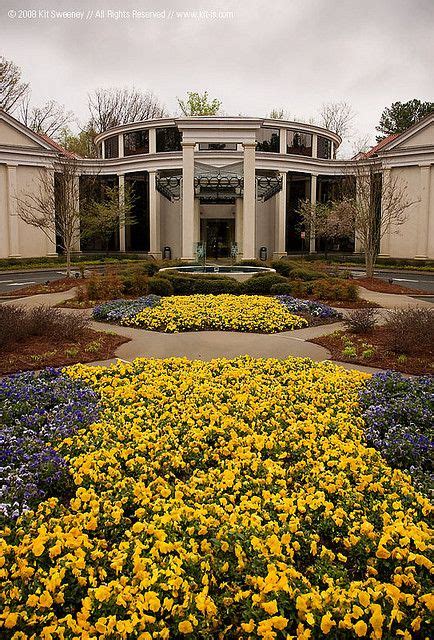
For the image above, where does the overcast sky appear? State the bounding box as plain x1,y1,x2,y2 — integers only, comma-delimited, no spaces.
1,0,433,154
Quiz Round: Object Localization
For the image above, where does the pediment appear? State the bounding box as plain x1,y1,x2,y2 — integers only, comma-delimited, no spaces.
0,111,54,150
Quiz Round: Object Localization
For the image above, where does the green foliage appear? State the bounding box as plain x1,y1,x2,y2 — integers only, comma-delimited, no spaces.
269,283,294,295
376,99,434,141
80,185,136,251
240,275,287,294
148,277,174,297
177,91,222,116
59,126,98,158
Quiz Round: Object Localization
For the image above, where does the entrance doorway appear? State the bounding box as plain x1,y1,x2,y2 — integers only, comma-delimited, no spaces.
201,219,235,258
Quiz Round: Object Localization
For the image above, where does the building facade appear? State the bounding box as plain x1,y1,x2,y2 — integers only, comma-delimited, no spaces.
1,110,434,261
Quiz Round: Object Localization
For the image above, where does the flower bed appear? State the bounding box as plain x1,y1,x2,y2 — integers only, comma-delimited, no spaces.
359,372,433,497
1,357,433,638
95,294,308,333
0,369,99,520
121,294,308,333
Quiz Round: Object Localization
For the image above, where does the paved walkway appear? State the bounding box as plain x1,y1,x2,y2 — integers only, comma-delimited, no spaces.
1,286,430,372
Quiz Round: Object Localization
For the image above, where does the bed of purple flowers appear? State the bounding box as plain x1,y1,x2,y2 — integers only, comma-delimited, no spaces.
359,371,433,498
0,368,100,521
93,294,161,322
275,295,342,319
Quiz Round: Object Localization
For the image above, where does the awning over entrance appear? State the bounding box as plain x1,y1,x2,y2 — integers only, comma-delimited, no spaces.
156,162,282,203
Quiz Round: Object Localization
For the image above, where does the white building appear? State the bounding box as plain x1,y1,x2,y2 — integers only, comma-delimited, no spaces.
1,110,433,261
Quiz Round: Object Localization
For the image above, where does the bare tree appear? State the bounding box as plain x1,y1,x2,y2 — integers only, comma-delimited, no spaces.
16,157,81,276
319,101,356,140
18,95,74,140
268,108,291,120
297,200,355,257
88,87,166,133
331,162,414,277
0,56,29,112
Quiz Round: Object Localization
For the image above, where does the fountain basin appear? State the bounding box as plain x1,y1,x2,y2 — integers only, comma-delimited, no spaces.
158,265,275,281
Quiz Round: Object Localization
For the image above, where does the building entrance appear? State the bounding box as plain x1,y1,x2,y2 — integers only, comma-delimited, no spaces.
201,219,235,258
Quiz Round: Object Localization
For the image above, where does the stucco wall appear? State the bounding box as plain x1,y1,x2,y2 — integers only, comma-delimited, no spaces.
385,165,433,259
160,198,181,258
255,197,275,257
0,121,40,148
398,127,434,149
0,164,9,257
16,166,54,258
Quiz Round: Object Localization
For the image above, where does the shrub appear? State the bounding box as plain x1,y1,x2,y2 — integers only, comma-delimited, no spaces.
240,274,287,294
344,308,378,334
270,260,297,277
385,307,434,354
286,280,311,297
193,277,241,294
236,258,266,268
359,372,433,497
160,273,196,294
148,277,174,296
312,278,358,301
289,267,327,281
84,273,124,301
270,282,294,295
0,305,89,347
121,271,149,296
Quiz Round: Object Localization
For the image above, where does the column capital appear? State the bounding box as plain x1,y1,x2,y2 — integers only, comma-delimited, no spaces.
242,141,257,149
181,140,196,148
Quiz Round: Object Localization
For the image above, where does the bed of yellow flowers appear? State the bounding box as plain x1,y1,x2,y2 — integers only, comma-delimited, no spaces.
122,295,307,333
1,356,433,640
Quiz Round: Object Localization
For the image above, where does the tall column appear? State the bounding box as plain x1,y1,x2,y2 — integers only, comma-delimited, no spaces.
235,197,243,258
118,174,126,252
69,173,80,255
415,165,431,259
242,141,256,259
309,173,317,253
118,133,124,158
149,171,162,258
279,128,286,155
149,128,156,154
193,198,200,248
378,167,391,257
312,134,318,158
273,172,287,258
181,141,195,261
7,164,20,258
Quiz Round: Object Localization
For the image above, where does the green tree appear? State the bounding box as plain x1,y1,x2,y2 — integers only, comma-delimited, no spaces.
376,99,434,141
81,184,136,253
177,91,222,116
59,127,98,158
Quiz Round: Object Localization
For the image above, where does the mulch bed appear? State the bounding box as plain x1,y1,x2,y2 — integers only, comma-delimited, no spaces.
2,278,79,298
354,277,427,295
0,329,129,375
311,326,433,375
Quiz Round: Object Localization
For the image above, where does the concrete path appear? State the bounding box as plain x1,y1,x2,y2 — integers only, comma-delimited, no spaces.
357,287,433,309
2,285,431,372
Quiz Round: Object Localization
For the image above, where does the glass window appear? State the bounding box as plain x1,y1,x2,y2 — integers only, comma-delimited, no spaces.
104,136,119,159
317,136,332,159
286,131,312,156
156,127,182,152
256,128,280,152
198,142,237,151
124,130,149,156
